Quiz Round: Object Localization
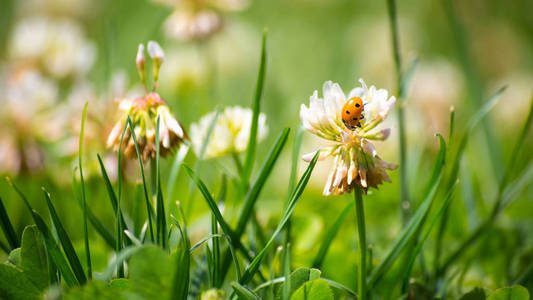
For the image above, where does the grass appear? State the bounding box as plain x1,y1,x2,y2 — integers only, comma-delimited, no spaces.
0,2,532,299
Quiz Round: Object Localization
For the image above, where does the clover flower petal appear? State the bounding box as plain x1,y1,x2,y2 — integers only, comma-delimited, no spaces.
301,79,398,195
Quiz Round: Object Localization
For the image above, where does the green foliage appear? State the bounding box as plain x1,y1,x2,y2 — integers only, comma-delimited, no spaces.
487,286,530,300
0,226,49,300
290,279,333,300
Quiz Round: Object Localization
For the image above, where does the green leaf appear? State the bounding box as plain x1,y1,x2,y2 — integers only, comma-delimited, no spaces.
487,286,530,300
242,29,267,188
460,287,487,300
128,245,174,299
290,279,334,300
312,201,354,269
43,189,87,285
8,179,79,287
7,248,21,266
277,268,322,299
19,225,49,292
232,282,262,300
0,264,41,300
0,196,18,250
0,225,53,300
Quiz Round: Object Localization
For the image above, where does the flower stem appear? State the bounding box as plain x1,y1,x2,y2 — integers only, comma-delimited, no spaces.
354,186,367,300
386,0,410,224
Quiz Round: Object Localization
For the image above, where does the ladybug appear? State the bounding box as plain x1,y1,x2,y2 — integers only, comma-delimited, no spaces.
341,97,365,130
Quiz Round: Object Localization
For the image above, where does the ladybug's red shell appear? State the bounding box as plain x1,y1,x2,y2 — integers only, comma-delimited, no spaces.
341,97,364,130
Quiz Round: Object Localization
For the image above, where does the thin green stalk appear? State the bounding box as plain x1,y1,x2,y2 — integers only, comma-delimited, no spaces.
126,116,155,243
354,186,366,300
386,0,409,223
79,102,92,279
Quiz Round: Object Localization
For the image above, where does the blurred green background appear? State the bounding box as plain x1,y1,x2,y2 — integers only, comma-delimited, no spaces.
0,0,532,297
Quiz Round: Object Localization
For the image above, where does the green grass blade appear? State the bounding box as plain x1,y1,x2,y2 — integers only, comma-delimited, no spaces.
167,145,189,211
155,116,162,246
73,168,116,249
241,30,267,188
322,278,358,298
312,200,355,269
97,245,144,281
236,128,290,238
401,181,459,291
184,166,252,263
232,281,262,300
367,134,446,288
501,96,533,188
126,116,155,243
212,175,227,287
0,196,19,249
435,87,505,271
42,188,87,285
78,102,92,279
7,178,78,287
170,210,191,300
96,154,130,251
238,151,319,285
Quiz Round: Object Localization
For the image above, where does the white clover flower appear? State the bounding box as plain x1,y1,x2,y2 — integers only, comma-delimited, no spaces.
164,9,222,41
190,106,268,159
154,0,248,41
300,79,397,195
9,17,96,78
107,43,187,162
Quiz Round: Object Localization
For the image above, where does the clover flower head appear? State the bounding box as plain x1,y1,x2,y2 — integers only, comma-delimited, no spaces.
107,43,187,162
154,0,249,42
190,106,268,159
201,288,226,300
300,79,398,195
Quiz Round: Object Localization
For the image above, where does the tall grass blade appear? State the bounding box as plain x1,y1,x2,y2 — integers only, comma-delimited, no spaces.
0,196,19,249
401,181,459,291
170,210,191,299
154,116,166,247
96,154,130,250
72,172,116,249
232,282,262,300
0,239,8,254
236,128,290,237
242,30,267,188
42,188,87,285
367,134,446,288
126,116,155,242
238,151,319,285
312,200,354,269
435,87,505,271
78,102,92,279
7,178,78,287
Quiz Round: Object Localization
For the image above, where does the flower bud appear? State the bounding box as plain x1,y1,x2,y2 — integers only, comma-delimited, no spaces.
136,44,146,87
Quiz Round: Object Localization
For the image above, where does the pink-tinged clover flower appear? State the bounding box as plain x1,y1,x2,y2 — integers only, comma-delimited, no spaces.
300,79,398,195
107,41,187,162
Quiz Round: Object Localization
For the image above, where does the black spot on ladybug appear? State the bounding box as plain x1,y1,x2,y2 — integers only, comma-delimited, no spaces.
353,117,358,121
345,110,350,114
355,103,360,107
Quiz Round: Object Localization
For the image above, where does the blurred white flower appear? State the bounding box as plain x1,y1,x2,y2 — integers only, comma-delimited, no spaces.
300,79,397,195
9,16,96,78
164,9,222,41
0,64,58,174
154,0,249,41
409,60,463,137
190,106,268,159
